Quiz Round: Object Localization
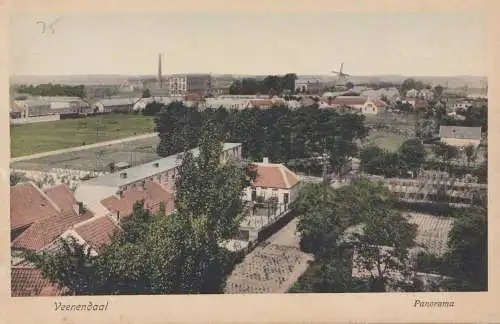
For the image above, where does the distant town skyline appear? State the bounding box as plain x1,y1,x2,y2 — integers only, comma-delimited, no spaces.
10,12,487,77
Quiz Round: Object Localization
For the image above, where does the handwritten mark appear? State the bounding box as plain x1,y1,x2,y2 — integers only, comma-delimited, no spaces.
36,17,63,34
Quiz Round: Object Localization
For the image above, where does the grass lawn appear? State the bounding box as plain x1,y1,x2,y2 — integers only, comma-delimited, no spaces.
363,130,410,152
10,114,156,157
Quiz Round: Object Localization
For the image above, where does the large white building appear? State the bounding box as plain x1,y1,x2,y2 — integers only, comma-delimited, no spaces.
167,74,211,95
74,143,243,216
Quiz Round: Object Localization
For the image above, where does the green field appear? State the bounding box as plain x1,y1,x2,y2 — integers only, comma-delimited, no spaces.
363,131,410,152
10,114,156,157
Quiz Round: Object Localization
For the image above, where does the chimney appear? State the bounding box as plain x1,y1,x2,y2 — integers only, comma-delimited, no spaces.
263,157,269,164
120,172,127,179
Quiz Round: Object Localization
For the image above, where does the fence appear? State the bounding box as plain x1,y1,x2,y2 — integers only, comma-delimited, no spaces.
10,114,61,124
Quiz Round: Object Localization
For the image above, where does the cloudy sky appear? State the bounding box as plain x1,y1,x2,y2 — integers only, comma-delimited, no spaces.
10,11,488,76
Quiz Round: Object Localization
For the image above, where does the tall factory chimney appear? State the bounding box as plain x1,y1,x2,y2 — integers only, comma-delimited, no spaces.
157,53,163,88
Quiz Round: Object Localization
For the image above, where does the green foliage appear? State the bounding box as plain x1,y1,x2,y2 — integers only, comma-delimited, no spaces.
229,74,297,95
10,172,22,186
142,101,164,116
398,139,426,173
17,83,86,98
142,89,151,98
154,102,367,170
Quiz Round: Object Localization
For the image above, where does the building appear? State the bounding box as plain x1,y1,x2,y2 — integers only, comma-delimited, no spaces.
11,99,51,118
406,88,434,100
295,78,325,94
167,74,211,95
10,183,95,250
202,98,249,110
74,143,243,216
93,98,140,113
320,96,385,115
100,182,175,221
439,126,482,148
243,158,301,207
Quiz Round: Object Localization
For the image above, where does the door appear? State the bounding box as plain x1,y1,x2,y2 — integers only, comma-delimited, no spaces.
251,188,257,201
283,192,289,207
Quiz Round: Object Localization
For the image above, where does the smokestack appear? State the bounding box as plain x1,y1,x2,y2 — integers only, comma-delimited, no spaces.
158,53,163,88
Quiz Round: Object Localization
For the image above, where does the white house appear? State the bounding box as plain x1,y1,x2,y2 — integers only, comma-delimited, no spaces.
439,126,482,148
244,158,301,207
202,98,249,110
320,96,386,115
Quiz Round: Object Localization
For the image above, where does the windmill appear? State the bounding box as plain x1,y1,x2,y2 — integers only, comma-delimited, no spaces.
332,63,351,90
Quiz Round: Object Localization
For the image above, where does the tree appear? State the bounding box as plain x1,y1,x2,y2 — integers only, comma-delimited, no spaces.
444,207,487,291
142,89,151,98
398,139,426,176
10,171,22,186
433,85,444,99
352,207,418,292
464,145,477,167
107,162,116,173
346,82,354,90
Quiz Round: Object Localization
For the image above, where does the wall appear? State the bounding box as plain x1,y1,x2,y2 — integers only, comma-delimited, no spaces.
10,114,61,124
441,137,481,148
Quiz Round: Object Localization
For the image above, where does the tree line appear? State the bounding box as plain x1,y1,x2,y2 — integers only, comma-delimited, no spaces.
152,101,368,174
229,74,297,95
23,122,257,295
16,84,86,98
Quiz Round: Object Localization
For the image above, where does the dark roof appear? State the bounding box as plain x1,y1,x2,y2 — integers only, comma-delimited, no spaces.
439,126,482,140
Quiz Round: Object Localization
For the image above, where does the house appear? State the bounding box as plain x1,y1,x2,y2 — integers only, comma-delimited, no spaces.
202,98,249,110
439,126,482,148
11,99,51,118
93,98,140,113
320,96,383,115
74,143,243,215
402,99,428,110
243,158,301,207
246,99,276,109
10,183,95,253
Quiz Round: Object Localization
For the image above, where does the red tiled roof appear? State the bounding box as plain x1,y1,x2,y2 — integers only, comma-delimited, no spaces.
12,209,94,252
10,183,60,231
11,267,64,297
415,99,428,109
44,184,77,212
249,99,274,107
100,182,175,219
373,99,387,108
252,163,299,189
328,97,367,106
73,216,121,250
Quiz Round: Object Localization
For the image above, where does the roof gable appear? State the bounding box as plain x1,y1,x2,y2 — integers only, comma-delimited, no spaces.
252,163,299,189
73,216,121,251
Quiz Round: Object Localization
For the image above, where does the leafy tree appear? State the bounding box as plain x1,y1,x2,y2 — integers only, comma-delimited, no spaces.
433,85,444,99
398,139,426,176
444,207,487,291
464,145,477,167
346,82,354,90
10,172,22,186
142,89,151,98
352,207,418,292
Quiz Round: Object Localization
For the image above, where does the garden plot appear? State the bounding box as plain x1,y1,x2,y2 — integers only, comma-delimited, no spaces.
225,244,313,294
405,213,455,257
225,218,313,294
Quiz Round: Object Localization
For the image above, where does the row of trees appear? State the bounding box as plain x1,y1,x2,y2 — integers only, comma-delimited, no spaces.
229,74,297,95
290,178,487,292
153,102,368,174
17,84,86,98
24,122,256,295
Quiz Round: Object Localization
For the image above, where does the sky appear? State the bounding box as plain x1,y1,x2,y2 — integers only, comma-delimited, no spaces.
9,12,488,76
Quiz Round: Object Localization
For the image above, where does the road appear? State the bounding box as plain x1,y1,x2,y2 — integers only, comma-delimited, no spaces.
11,132,158,163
